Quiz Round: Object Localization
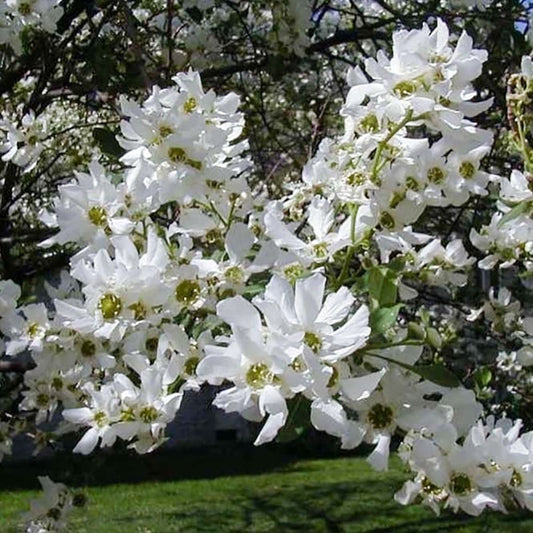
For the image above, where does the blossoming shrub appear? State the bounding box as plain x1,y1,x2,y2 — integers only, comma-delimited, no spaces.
2,2,533,531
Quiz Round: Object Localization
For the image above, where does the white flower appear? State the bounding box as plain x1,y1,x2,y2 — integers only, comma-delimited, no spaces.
62,382,121,455
40,160,133,251
253,273,370,362
0,0,63,54
3,303,50,355
499,170,533,204
112,366,182,453
24,476,73,532
265,198,352,265
0,110,46,171
67,231,171,340
197,294,297,445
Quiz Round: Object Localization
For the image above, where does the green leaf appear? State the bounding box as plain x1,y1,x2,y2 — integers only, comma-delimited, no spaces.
365,352,461,388
351,270,369,294
388,256,406,273
407,322,426,341
370,304,402,335
242,283,266,298
497,201,531,228
426,328,442,350
474,367,492,388
93,128,125,159
367,267,398,309
418,309,431,326
415,364,461,388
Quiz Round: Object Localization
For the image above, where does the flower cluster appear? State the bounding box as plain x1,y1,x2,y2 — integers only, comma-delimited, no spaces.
0,0,63,54
470,57,533,271
24,476,83,533
42,71,252,254
117,71,249,202
397,417,533,515
198,273,371,446
2,17,533,522
63,359,182,455
466,287,533,409
292,18,494,233
267,0,313,57
0,109,46,172
471,169,533,270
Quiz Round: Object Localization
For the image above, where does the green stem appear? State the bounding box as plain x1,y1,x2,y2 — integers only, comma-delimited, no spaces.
370,109,415,182
359,339,424,352
334,204,358,289
517,119,533,172
360,351,418,375
194,200,228,228
209,201,228,228
225,198,238,232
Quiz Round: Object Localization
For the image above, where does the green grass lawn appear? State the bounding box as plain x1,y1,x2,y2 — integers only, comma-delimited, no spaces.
1,445,533,532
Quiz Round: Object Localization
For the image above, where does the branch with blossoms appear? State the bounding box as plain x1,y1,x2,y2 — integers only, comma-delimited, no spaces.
1,0,529,286
3,4,533,531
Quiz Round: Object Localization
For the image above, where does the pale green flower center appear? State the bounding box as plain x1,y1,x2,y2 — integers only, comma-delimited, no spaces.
183,97,197,113
175,279,201,305
225,266,244,284
158,124,173,138
184,356,199,376
459,161,476,180
283,263,304,283
427,166,446,184
139,406,159,423
290,356,306,372
36,393,49,407
120,408,136,422
304,331,322,353
81,340,96,357
167,147,202,170
360,114,379,133
145,337,159,353
430,53,449,64
168,146,187,163
205,229,221,244
510,469,523,488
246,363,272,389
93,411,107,427
394,80,417,97
88,206,108,227
18,2,33,16
379,211,395,230
367,403,394,429
422,477,441,495
313,242,328,259
129,301,147,320
27,133,38,145
98,293,122,320
26,322,42,338
346,171,366,187
449,473,473,495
